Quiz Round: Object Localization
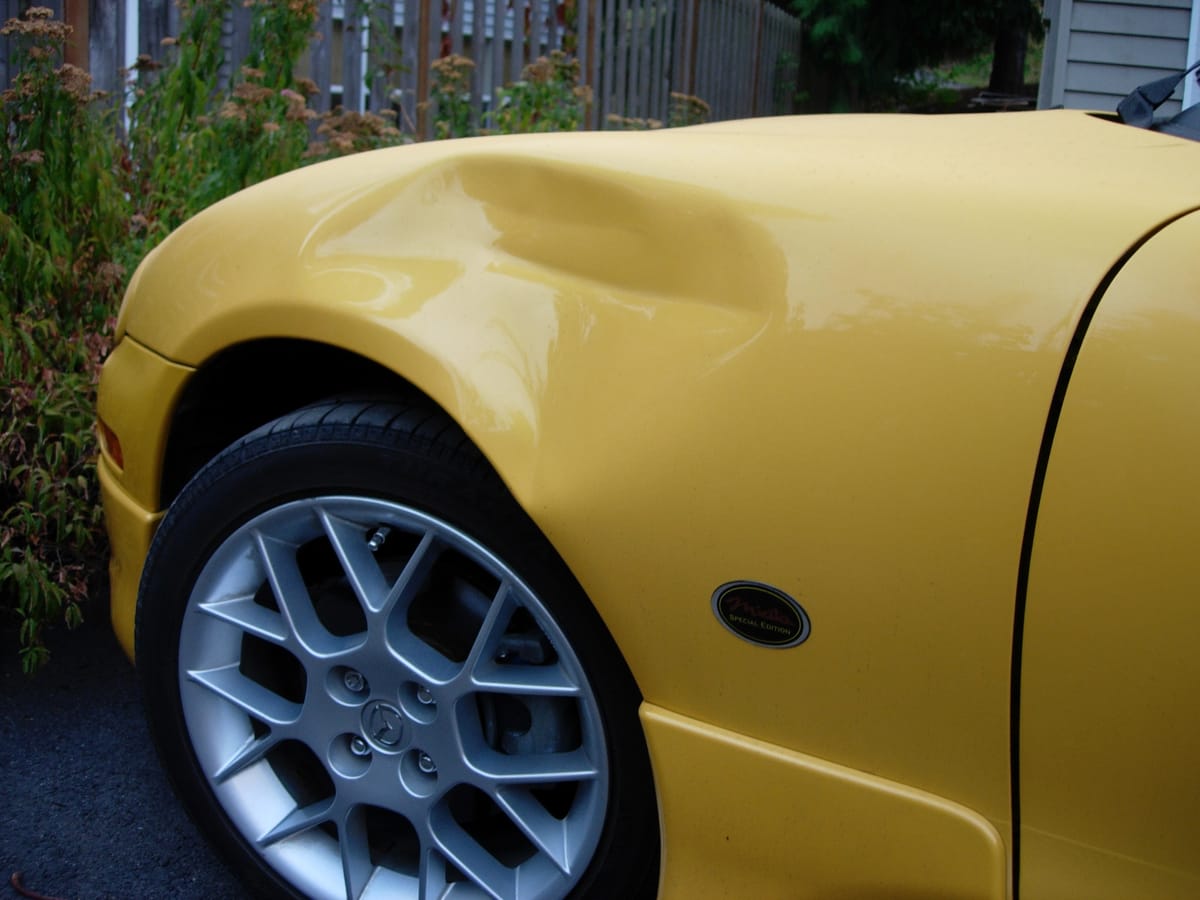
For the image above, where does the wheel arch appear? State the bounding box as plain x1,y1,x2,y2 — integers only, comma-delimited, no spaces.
156,338,646,695
160,338,428,507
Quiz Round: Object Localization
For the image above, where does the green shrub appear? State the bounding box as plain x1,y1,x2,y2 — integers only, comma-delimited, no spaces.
492,51,591,134
0,1,338,671
0,7,126,673
426,54,477,139
426,50,595,139
124,0,321,239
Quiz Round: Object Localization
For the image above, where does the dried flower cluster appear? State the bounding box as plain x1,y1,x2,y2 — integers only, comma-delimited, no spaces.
668,92,712,127
606,114,664,130
308,108,403,159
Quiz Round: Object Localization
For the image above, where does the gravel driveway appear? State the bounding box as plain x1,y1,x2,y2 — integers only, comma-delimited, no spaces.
0,601,245,900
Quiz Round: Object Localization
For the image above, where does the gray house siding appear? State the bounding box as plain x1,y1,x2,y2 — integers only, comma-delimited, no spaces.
1039,0,1196,116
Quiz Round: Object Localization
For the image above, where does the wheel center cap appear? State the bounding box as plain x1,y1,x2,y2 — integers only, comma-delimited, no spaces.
361,700,405,750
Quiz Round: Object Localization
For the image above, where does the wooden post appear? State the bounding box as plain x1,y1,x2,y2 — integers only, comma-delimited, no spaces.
751,0,762,116
472,0,485,127
585,0,598,128
342,3,363,112
63,0,88,70
417,0,431,137
87,0,121,102
531,0,543,60
687,0,699,98
139,0,169,58
491,0,505,118
311,3,333,113
602,0,614,123
451,0,464,57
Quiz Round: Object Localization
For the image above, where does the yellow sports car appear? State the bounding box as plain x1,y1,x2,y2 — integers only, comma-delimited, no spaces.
99,103,1200,899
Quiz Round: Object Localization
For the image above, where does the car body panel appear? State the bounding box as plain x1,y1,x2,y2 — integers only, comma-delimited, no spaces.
99,453,163,659
643,704,1007,899
98,109,1200,895
96,333,192,509
1021,210,1200,897
96,336,192,657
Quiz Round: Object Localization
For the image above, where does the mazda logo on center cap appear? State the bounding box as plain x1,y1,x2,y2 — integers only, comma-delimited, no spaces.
362,700,405,749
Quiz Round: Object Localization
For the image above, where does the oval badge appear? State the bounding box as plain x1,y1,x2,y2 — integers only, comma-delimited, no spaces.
712,581,810,649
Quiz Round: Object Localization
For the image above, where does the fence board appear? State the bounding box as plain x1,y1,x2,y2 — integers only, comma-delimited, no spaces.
139,0,169,57
617,0,629,117
653,0,670,119
400,0,420,125
227,2,250,83
582,0,596,126
471,0,485,119
648,0,659,117
342,3,363,110
531,0,544,59
632,0,645,117
311,5,334,111
601,0,615,120
1,0,21,90
366,4,386,113
451,0,464,57
1,0,801,132
490,0,504,111
726,0,737,115
676,0,693,97
87,0,123,101
511,0,525,82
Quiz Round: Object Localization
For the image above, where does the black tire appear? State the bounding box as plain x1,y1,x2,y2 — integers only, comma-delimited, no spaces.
136,398,659,900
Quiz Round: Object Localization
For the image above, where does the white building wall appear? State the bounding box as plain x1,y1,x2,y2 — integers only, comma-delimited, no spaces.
1039,0,1196,115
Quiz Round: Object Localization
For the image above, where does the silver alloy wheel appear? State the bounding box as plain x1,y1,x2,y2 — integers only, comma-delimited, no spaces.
177,495,609,900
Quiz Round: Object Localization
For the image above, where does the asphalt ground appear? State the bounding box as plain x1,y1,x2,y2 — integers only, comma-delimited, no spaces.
0,598,245,900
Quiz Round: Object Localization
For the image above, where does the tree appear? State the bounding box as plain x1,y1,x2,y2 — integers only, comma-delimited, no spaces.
988,0,1040,95
791,0,1040,111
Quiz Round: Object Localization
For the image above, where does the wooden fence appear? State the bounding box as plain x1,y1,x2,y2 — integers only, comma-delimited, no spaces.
1,0,801,132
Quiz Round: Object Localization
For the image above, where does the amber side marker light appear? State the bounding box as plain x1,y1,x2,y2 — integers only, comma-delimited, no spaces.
97,420,124,470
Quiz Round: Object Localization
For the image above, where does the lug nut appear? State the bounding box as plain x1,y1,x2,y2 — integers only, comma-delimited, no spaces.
417,752,436,774
416,685,434,705
343,670,366,693
350,736,370,758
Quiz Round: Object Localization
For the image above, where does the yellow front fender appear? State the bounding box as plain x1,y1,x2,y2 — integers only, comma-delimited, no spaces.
107,111,1200,891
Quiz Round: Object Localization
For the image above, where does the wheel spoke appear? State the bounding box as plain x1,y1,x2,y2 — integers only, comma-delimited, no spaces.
417,846,450,900
492,788,571,874
211,731,281,784
339,805,377,900
469,660,580,697
429,806,516,900
380,529,441,619
197,592,288,644
469,748,600,787
257,797,335,848
319,508,392,615
186,663,301,725
462,584,520,676
254,530,334,654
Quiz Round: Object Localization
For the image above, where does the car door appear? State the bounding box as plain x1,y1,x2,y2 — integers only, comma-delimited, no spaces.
1020,209,1200,898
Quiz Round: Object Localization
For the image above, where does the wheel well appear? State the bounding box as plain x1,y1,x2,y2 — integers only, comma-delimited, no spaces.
161,339,425,506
